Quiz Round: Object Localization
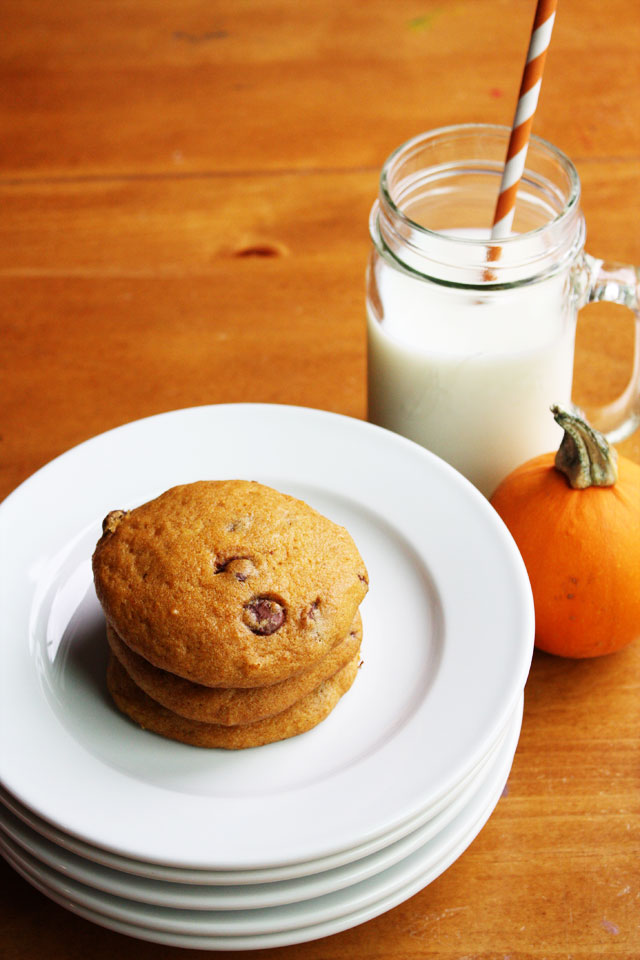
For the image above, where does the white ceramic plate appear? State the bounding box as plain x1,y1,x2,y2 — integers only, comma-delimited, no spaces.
0,698,518,911
0,707,507,887
0,695,521,946
0,403,533,869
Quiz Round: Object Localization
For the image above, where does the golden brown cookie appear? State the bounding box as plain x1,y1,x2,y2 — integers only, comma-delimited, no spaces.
93,480,368,688
106,611,362,725
106,652,360,750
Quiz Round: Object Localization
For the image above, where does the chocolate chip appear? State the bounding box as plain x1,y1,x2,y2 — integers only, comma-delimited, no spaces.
302,599,320,624
102,510,127,535
227,557,256,581
243,597,286,635
214,556,255,581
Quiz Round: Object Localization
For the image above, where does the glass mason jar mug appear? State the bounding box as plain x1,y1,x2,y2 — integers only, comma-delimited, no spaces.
366,124,640,497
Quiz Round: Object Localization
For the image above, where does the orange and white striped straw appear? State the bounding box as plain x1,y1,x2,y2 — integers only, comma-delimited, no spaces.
491,0,558,240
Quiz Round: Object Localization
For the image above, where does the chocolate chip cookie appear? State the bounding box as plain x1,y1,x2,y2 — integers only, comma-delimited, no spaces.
106,611,362,726
93,480,368,688
106,651,361,750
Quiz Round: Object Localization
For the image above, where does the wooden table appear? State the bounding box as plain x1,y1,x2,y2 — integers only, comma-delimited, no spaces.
2,1,639,957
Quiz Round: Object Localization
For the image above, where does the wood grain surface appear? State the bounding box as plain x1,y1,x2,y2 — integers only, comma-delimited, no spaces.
1,1,639,958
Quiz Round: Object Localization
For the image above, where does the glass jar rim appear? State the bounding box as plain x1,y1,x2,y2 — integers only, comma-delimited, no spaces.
379,122,581,247
373,123,584,287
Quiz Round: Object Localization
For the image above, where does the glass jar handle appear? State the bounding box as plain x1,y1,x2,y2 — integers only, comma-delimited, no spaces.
576,253,640,442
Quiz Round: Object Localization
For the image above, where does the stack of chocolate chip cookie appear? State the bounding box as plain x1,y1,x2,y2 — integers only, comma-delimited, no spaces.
92,480,368,749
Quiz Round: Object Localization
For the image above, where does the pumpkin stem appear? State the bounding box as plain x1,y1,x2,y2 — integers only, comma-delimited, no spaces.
552,405,618,489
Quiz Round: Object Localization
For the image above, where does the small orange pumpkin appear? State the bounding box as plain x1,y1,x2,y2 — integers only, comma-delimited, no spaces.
490,405,640,658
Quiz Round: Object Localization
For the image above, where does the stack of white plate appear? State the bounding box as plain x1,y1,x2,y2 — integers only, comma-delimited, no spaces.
0,405,534,950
